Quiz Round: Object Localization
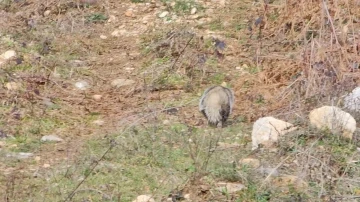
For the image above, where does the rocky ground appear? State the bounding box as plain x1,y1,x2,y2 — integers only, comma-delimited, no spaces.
1,0,360,201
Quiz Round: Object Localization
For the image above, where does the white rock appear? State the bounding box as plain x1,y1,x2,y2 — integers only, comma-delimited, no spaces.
41,135,63,142
43,163,51,168
344,87,360,112
190,7,197,15
93,120,105,126
111,29,127,37
163,120,170,125
132,195,155,202
100,35,107,39
44,10,51,16
7,152,33,159
92,94,102,100
69,59,87,67
251,117,297,150
184,194,190,200
107,15,118,23
309,106,356,139
5,82,20,90
75,80,90,90
256,166,279,177
2,50,16,60
159,11,169,18
111,79,135,88
216,182,245,193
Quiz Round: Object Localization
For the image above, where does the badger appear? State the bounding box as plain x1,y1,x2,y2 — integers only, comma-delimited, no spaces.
199,85,235,128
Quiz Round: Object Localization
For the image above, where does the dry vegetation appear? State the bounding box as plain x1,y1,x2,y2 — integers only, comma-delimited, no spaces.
1,0,360,201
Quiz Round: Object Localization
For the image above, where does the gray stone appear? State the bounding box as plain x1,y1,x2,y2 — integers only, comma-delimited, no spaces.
41,135,64,142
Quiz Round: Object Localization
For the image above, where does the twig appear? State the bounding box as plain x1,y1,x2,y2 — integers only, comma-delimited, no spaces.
63,140,116,202
322,0,339,45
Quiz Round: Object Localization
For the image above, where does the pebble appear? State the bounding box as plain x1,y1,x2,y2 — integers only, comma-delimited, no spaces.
111,79,135,88
41,135,64,142
216,182,245,193
5,82,20,90
93,120,105,126
132,195,155,202
2,50,16,60
159,11,169,18
44,10,51,16
92,94,102,101
125,10,134,17
191,7,197,15
43,163,51,168
75,80,90,90
100,35,107,39
7,152,34,159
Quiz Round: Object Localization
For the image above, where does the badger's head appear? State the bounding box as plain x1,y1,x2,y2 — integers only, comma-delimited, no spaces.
199,86,234,128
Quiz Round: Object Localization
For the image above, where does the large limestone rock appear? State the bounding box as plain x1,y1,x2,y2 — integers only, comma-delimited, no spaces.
251,117,297,150
309,106,356,139
344,87,360,112
132,195,154,202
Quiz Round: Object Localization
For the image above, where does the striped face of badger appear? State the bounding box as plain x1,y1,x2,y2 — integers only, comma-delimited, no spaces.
199,86,235,128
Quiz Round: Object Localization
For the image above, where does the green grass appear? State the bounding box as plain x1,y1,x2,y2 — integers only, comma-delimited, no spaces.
0,122,250,201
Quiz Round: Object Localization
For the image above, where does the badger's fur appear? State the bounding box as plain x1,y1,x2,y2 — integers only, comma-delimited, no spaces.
199,85,235,128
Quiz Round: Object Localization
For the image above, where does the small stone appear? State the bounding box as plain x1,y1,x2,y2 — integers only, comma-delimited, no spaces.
132,195,155,202
2,50,16,60
184,194,190,200
7,152,33,159
111,79,135,88
163,120,170,125
125,10,134,17
75,80,90,90
239,158,260,169
216,182,245,193
107,15,118,23
43,163,51,168
5,82,20,90
41,135,64,142
93,120,105,126
256,166,279,177
235,66,241,70
44,10,51,16
69,60,87,67
159,11,169,18
92,94,102,101
111,29,128,37
190,7,197,15
217,142,240,149
111,30,120,37
100,35,107,39
35,156,41,161
0,141,5,147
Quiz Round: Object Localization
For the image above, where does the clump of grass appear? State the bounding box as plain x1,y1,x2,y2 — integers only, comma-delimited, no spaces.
86,13,108,23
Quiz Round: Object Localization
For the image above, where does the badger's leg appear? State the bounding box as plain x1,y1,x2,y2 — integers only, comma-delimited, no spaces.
220,104,231,126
